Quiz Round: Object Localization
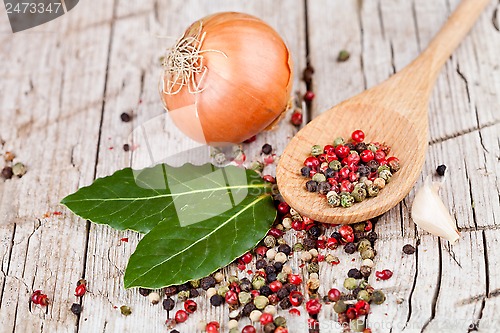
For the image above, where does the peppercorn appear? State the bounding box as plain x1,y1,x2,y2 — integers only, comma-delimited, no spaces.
120,112,131,122
274,316,287,327
177,290,190,301
273,261,284,272
163,297,175,311
276,287,289,300
252,275,266,290
242,302,257,317
266,273,277,283
308,225,322,238
301,237,316,250
333,300,347,313
307,277,321,293
367,231,378,244
359,265,372,278
138,288,151,297
255,259,266,270
351,186,367,202
254,295,269,310
259,285,272,297
348,268,363,279
345,142,356,151
366,184,379,197
357,290,371,302
317,181,331,194
71,303,82,315
307,262,320,274
262,144,273,155
360,248,375,260
358,164,370,177
148,292,161,305
1,167,13,180
337,50,350,62
403,244,416,255
379,169,392,183
357,239,371,252
367,159,379,172
327,191,341,207
200,276,216,290
210,294,224,307
340,192,355,208
325,254,340,264
274,252,288,263
120,305,132,316
371,290,386,304
344,278,358,290
263,235,276,248
355,142,368,153
312,173,326,183
329,160,342,171
436,164,446,176
311,145,323,156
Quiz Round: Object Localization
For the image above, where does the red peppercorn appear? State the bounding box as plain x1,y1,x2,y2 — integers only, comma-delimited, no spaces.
364,220,373,231
275,328,288,333
174,309,189,323
379,159,388,166
327,178,338,187
316,239,326,249
346,307,358,320
277,202,290,215
184,299,197,313
309,169,318,178
327,288,341,302
289,308,301,316
326,154,338,162
263,175,276,183
268,227,284,238
374,149,386,162
375,269,393,280
305,299,322,315
242,325,256,333
304,91,315,102
291,112,303,126
360,150,375,163
339,225,354,243
241,252,253,264
225,290,239,305
288,274,303,285
260,312,274,325
340,180,354,193
339,167,350,179
269,280,283,293
304,156,320,169
229,281,241,293
346,153,360,165
326,237,338,249
205,321,220,333
255,246,268,257
289,290,304,306
291,220,304,231
324,145,335,155
351,130,365,143
335,145,350,159
31,290,42,304
250,290,260,298
355,300,370,315
318,154,327,164
302,216,314,225
348,171,359,182
75,284,86,297
268,294,279,305
368,172,378,181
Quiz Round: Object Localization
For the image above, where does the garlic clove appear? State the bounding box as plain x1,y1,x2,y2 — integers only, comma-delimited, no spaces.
411,176,461,244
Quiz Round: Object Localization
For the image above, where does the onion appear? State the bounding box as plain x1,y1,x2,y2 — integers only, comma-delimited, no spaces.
160,12,293,145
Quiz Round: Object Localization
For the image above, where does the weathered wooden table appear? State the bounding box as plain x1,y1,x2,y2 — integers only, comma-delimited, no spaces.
0,1,499,332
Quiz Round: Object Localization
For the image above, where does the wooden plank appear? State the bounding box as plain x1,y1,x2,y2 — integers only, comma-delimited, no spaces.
0,1,115,332
79,1,306,332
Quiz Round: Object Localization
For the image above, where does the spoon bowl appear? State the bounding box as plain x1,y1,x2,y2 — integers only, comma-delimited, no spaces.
276,0,489,223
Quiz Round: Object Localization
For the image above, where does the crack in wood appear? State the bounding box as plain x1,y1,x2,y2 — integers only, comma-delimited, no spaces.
493,4,499,32
420,239,442,333
429,120,500,146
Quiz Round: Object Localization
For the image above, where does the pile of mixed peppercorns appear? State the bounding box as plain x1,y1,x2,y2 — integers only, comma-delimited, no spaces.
144,188,390,333
300,130,400,208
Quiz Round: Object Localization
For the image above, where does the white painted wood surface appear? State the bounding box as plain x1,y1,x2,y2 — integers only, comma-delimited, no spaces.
0,0,498,332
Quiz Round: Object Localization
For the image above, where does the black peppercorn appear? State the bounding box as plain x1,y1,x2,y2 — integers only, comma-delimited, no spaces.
189,288,199,298
163,297,175,311
331,231,342,243
367,160,380,172
120,112,131,122
256,259,267,270
303,237,317,250
277,288,290,300
177,283,190,292
240,278,252,292
123,144,130,152
352,287,362,298
302,65,315,85
358,164,370,177
260,285,272,297
273,261,284,272
367,232,378,244
242,302,257,316
210,294,224,307
347,268,363,279
265,265,276,275
170,330,180,333
344,242,356,254
301,166,311,177
305,180,318,192
200,276,216,290
164,286,178,296
266,272,277,283
262,144,273,155
277,244,291,256
317,181,332,194
345,142,355,151
138,288,151,297
1,166,13,180
403,244,416,255
355,142,368,153
308,225,322,238
285,283,298,292
279,297,292,309
436,164,447,176
71,303,82,315
324,168,335,179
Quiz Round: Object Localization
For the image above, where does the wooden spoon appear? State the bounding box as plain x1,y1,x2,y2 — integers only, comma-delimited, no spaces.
277,0,489,224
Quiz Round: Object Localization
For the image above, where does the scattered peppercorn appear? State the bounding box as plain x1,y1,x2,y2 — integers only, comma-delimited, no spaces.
1,166,13,180
120,112,131,122
337,50,350,62
403,244,416,255
123,144,130,152
262,144,273,155
71,303,82,315
210,294,224,307
436,164,447,176
120,305,132,316
200,276,216,290
163,297,175,311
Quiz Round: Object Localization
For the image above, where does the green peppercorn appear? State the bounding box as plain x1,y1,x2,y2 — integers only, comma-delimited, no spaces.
358,279,369,290
337,50,350,62
254,295,269,309
353,222,366,232
229,328,239,333
372,290,386,305
217,286,229,297
239,291,252,305
293,243,304,252
228,275,239,284
120,305,132,316
252,276,266,290
357,290,371,302
177,290,190,301
277,272,288,283
329,160,342,171
351,187,367,202
344,278,358,290
379,169,392,183
333,137,345,147
361,248,375,260
367,144,377,153
263,235,276,248
350,317,365,332
327,191,341,207
307,262,320,274
311,145,323,156
312,173,326,183
12,162,27,177
366,184,380,197
333,300,347,313
274,316,287,327
340,192,355,208
325,254,339,264
357,239,371,252
277,237,287,245
190,279,200,288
